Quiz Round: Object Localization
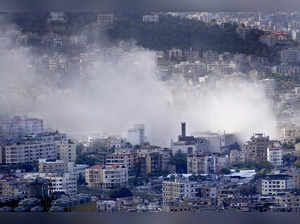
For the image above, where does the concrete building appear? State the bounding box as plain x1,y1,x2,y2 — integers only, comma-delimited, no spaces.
0,132,72,165
38,159,88,181
292,30,300,41
193,132,222,153
243,133,270,162
24,172,77,196
1,132,58,164
187,153,228,174
143,15,159,23
56,139,77,163
280,48,300,64
96,14,114,26
267,147,283,167
127,124,145,146
85,165,128,190
290,169,300,190
97,200,117,212
187,154,210,174
274,192,300,211
162,178,199,205
38,159,67,173
0,116,43,138
48,12,66,23
257,174,294,196
105,153,136,172
280,126,298,142
229,149,244,164
0,176,30,199
171,123,209,155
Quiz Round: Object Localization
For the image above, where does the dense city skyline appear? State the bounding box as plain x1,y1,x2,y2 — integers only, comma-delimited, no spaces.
2,6,300,214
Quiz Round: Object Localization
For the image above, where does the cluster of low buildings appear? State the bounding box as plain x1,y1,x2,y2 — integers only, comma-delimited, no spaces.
0,116,89,212
2,116,300,212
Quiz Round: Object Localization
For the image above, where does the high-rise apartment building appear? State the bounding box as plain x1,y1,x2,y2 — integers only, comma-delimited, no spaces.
127,124,145,146
0,132,74,165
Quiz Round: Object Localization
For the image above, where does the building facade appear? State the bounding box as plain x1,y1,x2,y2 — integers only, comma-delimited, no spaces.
127,124,145,146
162,178,199,205
56,139,77,163
267,147,283,167
85,165,128,190
0,116,43,138
1,132,73,165
243,133,270,162
257,174,294,196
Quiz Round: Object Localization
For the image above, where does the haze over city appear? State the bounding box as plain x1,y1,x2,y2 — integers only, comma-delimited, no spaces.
0,19,277,145
1,0,300,215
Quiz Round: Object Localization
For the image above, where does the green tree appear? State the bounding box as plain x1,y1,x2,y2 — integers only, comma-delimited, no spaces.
109,187,133,199
294,160,300,168
169,152,187,173
219,168,231,175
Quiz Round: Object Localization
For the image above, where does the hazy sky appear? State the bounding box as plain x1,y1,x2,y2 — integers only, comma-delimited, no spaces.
0,0,300,12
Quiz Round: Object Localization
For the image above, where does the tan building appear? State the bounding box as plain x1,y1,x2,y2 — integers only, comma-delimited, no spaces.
187,154,209,174
24,172,77,196
187,153,225,174
162,179,199,205
56,139,76,163
229,149,244,164
85,165,128,190
243,133,270,162
2,136,57,164
279,125,300,142
275,193,300,210
38,159,67,173
136,150,172,176
105,153,136,172
290,169,300,190
1,132,74,165
163,201,195,212
0,177,30,198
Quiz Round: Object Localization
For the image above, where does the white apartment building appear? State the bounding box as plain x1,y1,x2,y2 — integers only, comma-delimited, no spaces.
2,134,58,164
267,147,283,167
162,178,199,205
85,165,128,190
1,132,74,165
127,124,145,146
143,15,159,23
24,172,77,196
39,159,88,181
257,174,294,196
187,153,226,174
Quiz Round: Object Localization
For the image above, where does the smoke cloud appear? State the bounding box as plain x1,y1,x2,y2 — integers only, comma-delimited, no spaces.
0,19,277,146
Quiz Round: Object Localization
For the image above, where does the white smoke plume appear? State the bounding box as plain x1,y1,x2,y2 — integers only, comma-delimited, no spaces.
0,24,277,146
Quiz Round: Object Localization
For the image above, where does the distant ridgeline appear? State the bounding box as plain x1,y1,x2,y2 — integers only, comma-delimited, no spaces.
2,12,278,58
107,15,274,58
